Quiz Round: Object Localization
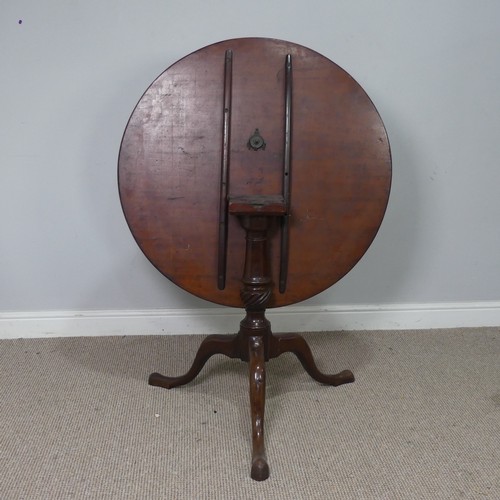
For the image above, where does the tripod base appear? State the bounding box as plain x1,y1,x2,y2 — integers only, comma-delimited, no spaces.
149,318,354,481
149,197,354,480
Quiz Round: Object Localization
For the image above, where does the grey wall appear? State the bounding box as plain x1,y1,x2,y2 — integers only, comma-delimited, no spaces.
1,0,499,314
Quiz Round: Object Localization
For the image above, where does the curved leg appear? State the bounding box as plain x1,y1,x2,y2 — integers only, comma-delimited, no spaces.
271,333,354,386
149,334,239,389
248,336,269,481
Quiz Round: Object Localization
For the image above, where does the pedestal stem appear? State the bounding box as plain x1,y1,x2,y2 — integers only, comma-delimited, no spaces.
234,213,277,481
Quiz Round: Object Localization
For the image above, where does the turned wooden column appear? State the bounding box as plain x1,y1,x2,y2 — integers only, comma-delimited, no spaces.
236,214,273,358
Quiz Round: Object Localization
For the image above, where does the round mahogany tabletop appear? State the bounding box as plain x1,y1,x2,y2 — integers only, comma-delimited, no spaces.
118,38,391,308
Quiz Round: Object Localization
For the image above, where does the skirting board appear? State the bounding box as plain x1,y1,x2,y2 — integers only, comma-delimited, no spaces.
1,302,500,339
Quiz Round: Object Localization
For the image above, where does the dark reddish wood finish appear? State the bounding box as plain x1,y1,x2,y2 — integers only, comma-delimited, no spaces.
118,38,391,308
248,336,268,481
121,38,390,481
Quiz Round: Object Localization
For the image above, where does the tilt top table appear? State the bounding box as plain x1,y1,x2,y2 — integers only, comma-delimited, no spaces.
118,38,391,481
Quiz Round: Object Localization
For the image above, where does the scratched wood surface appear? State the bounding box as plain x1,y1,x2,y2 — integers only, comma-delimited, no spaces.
118,38,391,308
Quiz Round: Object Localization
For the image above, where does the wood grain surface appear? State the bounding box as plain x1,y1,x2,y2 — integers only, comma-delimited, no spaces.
118,38,391,308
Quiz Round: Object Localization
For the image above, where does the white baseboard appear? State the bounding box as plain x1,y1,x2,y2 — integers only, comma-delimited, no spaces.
1,302,500,339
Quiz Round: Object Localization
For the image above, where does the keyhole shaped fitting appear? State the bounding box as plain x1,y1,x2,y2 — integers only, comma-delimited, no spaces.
248,129,266,151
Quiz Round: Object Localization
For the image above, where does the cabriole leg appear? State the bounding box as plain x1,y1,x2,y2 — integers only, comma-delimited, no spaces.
248,335,269,481
149,333,239,389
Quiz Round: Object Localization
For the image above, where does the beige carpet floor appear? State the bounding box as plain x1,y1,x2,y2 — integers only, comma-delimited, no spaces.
1,328,499,499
